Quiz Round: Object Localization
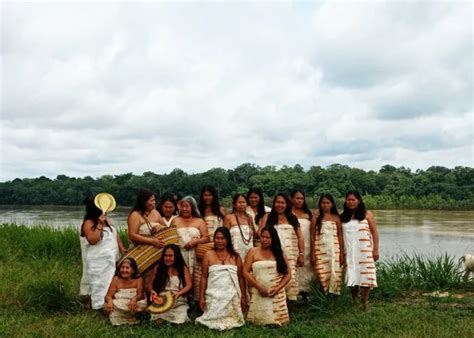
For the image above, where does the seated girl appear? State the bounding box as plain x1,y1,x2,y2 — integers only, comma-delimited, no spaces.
148,244,192,324
104,258,147,326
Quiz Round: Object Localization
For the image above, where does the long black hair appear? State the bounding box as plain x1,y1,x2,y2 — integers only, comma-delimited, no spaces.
130,189,155,215
213,227,239,259
266,193,300,230
261,226,288,275
290,189,312,217
115,258,141,279
340,190,367,223
316,193,339,234
157,191,178,217
246,187,267,225
81,195,109,236
198,185,225,219
153,244,187,294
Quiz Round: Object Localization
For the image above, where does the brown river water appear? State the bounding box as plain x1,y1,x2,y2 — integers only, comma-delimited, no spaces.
0,206,472,261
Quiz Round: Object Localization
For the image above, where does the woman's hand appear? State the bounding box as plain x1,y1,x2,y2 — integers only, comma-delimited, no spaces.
98,214,107,223
373,249,379,262
241,294,248,314
184,239,198,249
128,298,138,313
267,287,278,297
340,252,346,267
150,290,158,302
152,238,165,248
199,297,206,312
297,254,304,267
104,301,113,314
257,285,269,297
172,291,181,299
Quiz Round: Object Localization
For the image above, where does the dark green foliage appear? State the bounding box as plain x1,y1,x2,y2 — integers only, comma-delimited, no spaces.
1,164,473,209
21,279,80,314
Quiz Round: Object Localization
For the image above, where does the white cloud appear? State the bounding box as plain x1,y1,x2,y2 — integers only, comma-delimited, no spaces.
1,1,472,181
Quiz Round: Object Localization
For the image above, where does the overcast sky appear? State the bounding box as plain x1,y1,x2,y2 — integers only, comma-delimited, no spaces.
1,1,472,181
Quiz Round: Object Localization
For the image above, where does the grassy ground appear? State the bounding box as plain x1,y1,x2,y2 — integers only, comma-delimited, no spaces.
1,223,473,337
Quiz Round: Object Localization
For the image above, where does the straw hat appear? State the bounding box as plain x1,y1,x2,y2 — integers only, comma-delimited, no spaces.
94,192,116,213
147,291,175,314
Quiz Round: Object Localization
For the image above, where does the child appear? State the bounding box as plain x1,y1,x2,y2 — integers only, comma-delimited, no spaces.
104,258,147,326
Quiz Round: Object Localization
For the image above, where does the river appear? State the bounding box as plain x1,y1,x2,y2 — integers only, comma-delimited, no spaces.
0,206,472,260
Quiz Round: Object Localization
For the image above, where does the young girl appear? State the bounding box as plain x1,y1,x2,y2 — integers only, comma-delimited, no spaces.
104,258,147,326
148,244,192,324
340,191,379,310
312,194,343,295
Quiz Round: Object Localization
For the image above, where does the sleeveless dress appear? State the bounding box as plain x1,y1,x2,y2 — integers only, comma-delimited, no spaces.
79,233,90,296
109,288,148,326
314,221,342,295
193,215,222,300
177,226,201,276
163,215,177,227
274,223,299,300
342,219,377,288
229,215,254,262
151,275,190,324
296,217,313,293
84,226,120,309
195,264,245,330
247,260,289,326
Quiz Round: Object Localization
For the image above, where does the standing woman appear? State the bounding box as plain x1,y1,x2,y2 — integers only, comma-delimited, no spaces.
340,191,379,310
196,227,246,330
224,193,255,262
244,226,290,326
312,194,343,295
246,187,271,231
258,193,304,301
198,185,226,239
170,196,208,279
157,191,178,227
81,196,125,310
127,189,166,248
290,189,314,296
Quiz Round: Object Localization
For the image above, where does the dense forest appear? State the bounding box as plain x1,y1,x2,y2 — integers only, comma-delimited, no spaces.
0,164,473,209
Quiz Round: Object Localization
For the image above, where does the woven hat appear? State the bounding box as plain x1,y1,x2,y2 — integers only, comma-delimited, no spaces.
147,291,175,314
94,193,116,213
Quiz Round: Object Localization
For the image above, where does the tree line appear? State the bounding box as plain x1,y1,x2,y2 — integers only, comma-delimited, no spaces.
0,163,473,209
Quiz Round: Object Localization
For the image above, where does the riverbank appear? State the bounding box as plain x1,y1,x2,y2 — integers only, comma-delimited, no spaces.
0,224,473,337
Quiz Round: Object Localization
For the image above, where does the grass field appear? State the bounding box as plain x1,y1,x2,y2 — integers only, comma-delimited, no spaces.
1,223,473,337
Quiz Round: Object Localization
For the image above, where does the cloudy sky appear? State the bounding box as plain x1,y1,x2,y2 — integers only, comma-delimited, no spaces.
1,1,472,181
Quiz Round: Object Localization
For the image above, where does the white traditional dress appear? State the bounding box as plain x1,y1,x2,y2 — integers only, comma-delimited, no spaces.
193,215,222,299
79,234,90,296
84,225,120,309
177,226,201,276
246,206,271,232
151,275,189,324
342,219,377,288
247,260,289,326
296,217,313,293
229,215,254,262
162,215,177,227
195,264,244,330
109,288,147,326
274,223,299,300
314,221,343,295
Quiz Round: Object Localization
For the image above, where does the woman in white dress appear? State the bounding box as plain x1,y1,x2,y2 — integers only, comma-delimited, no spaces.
259,193,304,301
157,191,178,227
81,196,125,310
290,189,314,297
224,193,255,262
246,187,271,232
340,190,379,310
196,227,246,330
148,244,192,324
244,226,291,326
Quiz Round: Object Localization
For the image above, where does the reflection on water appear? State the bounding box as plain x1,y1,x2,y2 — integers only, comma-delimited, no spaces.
0,206,472,260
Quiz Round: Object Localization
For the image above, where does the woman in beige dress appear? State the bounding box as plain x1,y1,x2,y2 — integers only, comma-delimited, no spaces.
290,189,315,297
243,226,291,326
258,193,304,301
157,191,178,227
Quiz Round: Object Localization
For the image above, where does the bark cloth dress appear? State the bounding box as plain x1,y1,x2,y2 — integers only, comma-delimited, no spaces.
342,219,377,289
274,223,299,300
314,220,342,295
109,288,147,326
151,275,190,324
296,217,313,293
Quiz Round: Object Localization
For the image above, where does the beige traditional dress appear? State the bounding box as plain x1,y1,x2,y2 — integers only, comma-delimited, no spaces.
342,219,377,288
296,217,313,293
79,234,90,296
229,216,254,262
151,275,189,324
314,221,343,295
246,206,271,233
195,265,244,330
177,227,201,276
247,260,289,326
274,223,299,300
108,288,147,326
193,215,222,299
163,215,177,227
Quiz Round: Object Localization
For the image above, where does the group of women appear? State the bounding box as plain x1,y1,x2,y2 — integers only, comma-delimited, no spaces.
79,186,379,329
